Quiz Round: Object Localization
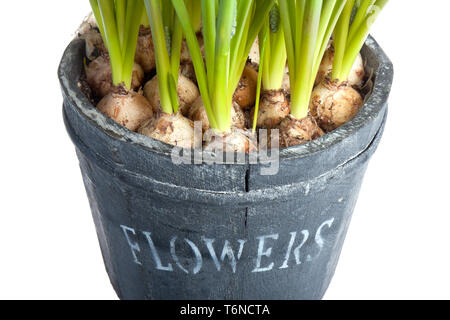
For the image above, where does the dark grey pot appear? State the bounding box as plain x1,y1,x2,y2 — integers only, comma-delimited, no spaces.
58,36,393,300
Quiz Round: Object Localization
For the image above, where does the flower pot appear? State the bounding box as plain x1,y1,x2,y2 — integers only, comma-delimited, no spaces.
58,36,393,300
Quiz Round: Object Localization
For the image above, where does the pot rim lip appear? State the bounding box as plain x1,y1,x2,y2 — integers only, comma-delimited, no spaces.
63,104,387,205
58,35,393,162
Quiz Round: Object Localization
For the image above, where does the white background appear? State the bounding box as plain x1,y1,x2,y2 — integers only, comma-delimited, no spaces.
0,1,449,300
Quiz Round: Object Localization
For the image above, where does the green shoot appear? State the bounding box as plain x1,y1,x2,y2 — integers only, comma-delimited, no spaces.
332,0,389,82
186,0,203,33
172,0,275,133
253,26,268,133
280,0,347,120
144,0,185,114
89,0,144,90
140,7,150,27
252,1,285,132
261,2,287,91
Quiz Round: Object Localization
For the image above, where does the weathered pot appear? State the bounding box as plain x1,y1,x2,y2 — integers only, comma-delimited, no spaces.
58,36,393,300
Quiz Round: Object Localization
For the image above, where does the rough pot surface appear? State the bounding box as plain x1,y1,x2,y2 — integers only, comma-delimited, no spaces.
59,36,393,300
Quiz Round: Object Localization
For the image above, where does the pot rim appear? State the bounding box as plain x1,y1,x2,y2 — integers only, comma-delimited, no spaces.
64,106,387,205
58,35,393,162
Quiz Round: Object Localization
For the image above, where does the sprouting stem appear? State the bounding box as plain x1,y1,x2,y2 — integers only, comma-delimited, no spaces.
280,0,347,120
89,0,143,90
332,0,389,82
253,26,268,133
145,0,189,114
261,2,287,91
145,0,175,113
172,0,274,133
